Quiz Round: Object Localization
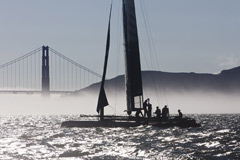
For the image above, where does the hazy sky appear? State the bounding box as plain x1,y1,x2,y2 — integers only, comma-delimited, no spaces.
1,0,240,78
0,0,240,114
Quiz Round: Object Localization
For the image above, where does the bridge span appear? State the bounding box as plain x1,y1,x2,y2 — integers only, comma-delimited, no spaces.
0,46,101,96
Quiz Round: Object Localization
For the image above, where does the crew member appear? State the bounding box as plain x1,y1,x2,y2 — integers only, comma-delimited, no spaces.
155,106,161,119
143,98,149,117
178,109,183,119
162,105,169,120
147,103,152,118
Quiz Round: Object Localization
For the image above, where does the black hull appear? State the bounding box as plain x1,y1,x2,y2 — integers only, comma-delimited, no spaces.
150,118,201,128
61,116,200,128
61,120,141,128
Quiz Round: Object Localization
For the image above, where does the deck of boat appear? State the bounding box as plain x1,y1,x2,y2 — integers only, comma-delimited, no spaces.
61,115,200,128
61,120,141,128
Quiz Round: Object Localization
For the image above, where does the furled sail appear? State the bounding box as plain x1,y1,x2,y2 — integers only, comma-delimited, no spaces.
122,0,143,113
96,3,112,117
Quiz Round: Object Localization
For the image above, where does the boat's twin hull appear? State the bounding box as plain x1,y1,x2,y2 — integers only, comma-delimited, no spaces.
151,118,201,128
61,120,141,128
61,117,200,128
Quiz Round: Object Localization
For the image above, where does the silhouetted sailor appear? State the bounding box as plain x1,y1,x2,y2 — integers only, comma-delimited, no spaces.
155,106,161,118
178,109,183,119
162,105,169,120
143,98,149,117
147,103,152,118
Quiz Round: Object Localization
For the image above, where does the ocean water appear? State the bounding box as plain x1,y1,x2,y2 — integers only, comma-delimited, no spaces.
0,114,239,160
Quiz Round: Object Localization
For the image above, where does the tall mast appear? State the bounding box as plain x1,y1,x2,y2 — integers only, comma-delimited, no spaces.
122,0,143,115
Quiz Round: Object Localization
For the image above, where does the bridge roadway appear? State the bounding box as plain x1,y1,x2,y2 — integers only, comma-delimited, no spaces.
0,90,75,94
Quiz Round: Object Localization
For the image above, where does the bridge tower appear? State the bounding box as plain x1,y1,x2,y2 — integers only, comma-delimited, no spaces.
42,46,50,97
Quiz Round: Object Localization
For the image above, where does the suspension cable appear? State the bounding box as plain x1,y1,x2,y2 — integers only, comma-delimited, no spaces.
49,47,102,78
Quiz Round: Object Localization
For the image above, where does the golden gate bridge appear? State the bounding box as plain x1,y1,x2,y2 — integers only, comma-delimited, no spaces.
0,46,102,96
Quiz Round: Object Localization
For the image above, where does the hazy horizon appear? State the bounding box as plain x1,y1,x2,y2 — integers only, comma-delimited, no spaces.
0,90,239,115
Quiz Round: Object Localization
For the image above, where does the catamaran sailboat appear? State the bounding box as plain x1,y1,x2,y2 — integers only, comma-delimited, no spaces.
61,0,200,128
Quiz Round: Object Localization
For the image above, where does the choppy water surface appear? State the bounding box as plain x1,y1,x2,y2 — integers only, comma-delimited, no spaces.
0,114,240,159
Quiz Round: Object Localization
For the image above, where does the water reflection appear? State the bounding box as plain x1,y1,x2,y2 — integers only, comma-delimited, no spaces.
0,114,240,159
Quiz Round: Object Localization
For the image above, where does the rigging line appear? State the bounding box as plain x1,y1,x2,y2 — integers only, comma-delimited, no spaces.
108,104,121,116
80,68,82,89
139,1,156,70
34,51,36,91
139,42,150,99
139,41,150,69
59,53,61,91
15,61,16,89
27,56,28,90
63,57,65,91
141,0,168,105
74,61,75,90
139,0,156,70
84,70,86,89
141,0,160,69
59,55,61,91
87,70,90,88
0,69,1,89
37,52,38,90
139,0,168,106
19,60,20,90
1,70,2,89
3,68,4,89
56,53,58,91
76,67,78,90
10,64,12,89
36,50,38,91
74,66,75,90
72,63,74,90
52,52,54,91
67,60,69,91
2,69,3,89
6,66,8,90
1,68,2,89
29,54,31,90
1,69,4,89
30,54,32,90
39,51,41,90
139,0,160,106
76,66,77,90
76,67,79,90
22,58,24,90
75,66,77,90
141,0,161,72
55,52,57,91
91,74,93,88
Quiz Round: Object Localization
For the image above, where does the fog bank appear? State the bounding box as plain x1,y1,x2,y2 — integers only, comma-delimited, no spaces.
0,90,239,115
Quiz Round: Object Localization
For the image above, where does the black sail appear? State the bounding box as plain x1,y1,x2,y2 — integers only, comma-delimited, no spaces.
122,0,143,113
96,4,112,117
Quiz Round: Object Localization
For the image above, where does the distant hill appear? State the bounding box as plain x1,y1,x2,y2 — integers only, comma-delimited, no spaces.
76,66,240,95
